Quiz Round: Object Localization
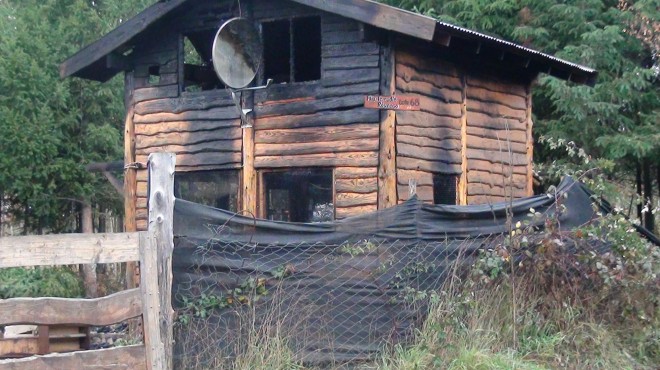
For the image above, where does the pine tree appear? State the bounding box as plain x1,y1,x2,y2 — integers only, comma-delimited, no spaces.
0,0,150,233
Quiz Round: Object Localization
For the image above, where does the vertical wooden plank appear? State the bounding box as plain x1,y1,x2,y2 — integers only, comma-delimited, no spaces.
377,38,397,209
458,74,468,205
80,203,98,298
141,153,175,370
243,126,257,218
526,85,534,196
124,72,136,236
124,71,138,285
139,232,159,370
177,34,184,95
37,325,49,355
243,87,258,218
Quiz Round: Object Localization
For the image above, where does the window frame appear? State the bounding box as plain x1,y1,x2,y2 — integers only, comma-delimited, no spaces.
257,168,336,222
432,173,459,206
178,29,227,93
174,169,243,212
259,15,323,86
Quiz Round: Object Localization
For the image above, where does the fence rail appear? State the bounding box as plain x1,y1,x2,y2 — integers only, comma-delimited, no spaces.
0,232,141,268
0,153,176,370
0,289,142,327
0,345,146,370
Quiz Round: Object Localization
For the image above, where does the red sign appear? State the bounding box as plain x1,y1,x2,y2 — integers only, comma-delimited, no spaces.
364,95,421,111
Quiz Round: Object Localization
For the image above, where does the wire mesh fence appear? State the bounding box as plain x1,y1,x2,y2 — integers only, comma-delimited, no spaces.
168,177,624,369
171,232,503,368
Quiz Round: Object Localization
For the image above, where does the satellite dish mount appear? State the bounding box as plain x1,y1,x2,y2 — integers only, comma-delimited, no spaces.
212,17,270,128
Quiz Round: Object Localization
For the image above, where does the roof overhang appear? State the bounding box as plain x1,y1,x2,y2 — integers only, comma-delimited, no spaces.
61,0,597,85
60,0,189,82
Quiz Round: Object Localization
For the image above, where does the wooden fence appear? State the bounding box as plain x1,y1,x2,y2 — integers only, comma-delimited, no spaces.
0,153,176,370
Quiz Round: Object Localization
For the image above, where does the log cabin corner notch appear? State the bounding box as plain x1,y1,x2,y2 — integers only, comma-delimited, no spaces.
61,0,597,229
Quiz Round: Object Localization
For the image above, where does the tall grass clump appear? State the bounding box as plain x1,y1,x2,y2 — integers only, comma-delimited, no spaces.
379,207,659,370
174,278,307,370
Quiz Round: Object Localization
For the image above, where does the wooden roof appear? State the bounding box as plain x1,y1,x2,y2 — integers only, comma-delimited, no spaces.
60,0,597,85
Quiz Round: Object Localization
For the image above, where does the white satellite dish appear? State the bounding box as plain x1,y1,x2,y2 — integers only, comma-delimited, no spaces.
212,18,263,89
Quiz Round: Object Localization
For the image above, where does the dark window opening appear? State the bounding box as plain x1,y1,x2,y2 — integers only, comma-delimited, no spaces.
293,17,322,82
148,65,160,85
433,174,458,205
175,170,239,212
263,169,333,222
263,20,291,84
263,16,321,84
182,30,225,92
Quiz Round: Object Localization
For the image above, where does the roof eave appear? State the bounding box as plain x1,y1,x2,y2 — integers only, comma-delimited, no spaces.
60,0,189,80
61,0,598,86
432,23,597,86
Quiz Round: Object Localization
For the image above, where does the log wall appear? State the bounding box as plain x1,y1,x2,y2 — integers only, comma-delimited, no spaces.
124,0,535,229
126,0,382,227
395,48,463,203
394,46,532,205
465,74,530,204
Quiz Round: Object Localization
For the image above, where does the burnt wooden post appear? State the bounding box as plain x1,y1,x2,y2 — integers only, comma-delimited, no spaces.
242,91,258,218
124,71,140,289
377,37,397,209
458,74,468,205
525,86,534,197
140,152,175,370
124,71,143,341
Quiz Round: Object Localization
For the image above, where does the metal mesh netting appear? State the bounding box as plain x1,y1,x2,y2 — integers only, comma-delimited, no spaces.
170,177,603,368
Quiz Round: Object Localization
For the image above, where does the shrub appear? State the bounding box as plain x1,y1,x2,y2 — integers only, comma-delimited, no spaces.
0,266,84,299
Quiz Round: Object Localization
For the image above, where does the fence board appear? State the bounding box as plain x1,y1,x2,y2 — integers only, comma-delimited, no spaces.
141,153,175,370
0,233,141,268
0,338,40,358
0,345,146,370
0,289,142,327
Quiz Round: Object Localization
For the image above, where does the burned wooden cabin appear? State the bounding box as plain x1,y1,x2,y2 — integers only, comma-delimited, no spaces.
61,0,596,230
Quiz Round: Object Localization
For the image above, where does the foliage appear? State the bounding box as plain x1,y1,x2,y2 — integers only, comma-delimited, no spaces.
0,0,150,233
0,266,84,298
377,209,659,369
177,276,270,325
338,239,377,256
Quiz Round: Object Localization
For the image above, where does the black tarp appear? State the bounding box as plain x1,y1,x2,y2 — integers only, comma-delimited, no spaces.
171,177,658,367
174,177,600,242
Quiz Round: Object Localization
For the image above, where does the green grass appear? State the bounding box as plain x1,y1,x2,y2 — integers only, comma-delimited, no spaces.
374,272,658,370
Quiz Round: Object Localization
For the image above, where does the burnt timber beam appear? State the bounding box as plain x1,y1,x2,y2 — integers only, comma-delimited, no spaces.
85,162,125,196
102,172,125,197
377,37,397,209
85,161,124,173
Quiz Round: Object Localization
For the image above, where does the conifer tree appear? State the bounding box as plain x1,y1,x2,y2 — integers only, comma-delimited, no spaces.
0,0,150,233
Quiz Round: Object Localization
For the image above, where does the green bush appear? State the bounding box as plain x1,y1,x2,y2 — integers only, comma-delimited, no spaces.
0,266,84,299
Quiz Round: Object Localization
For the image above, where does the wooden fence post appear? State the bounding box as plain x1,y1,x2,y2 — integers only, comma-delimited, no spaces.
140,153,175,370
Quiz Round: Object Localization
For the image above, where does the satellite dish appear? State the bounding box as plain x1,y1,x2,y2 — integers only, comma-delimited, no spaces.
212,18,263,89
